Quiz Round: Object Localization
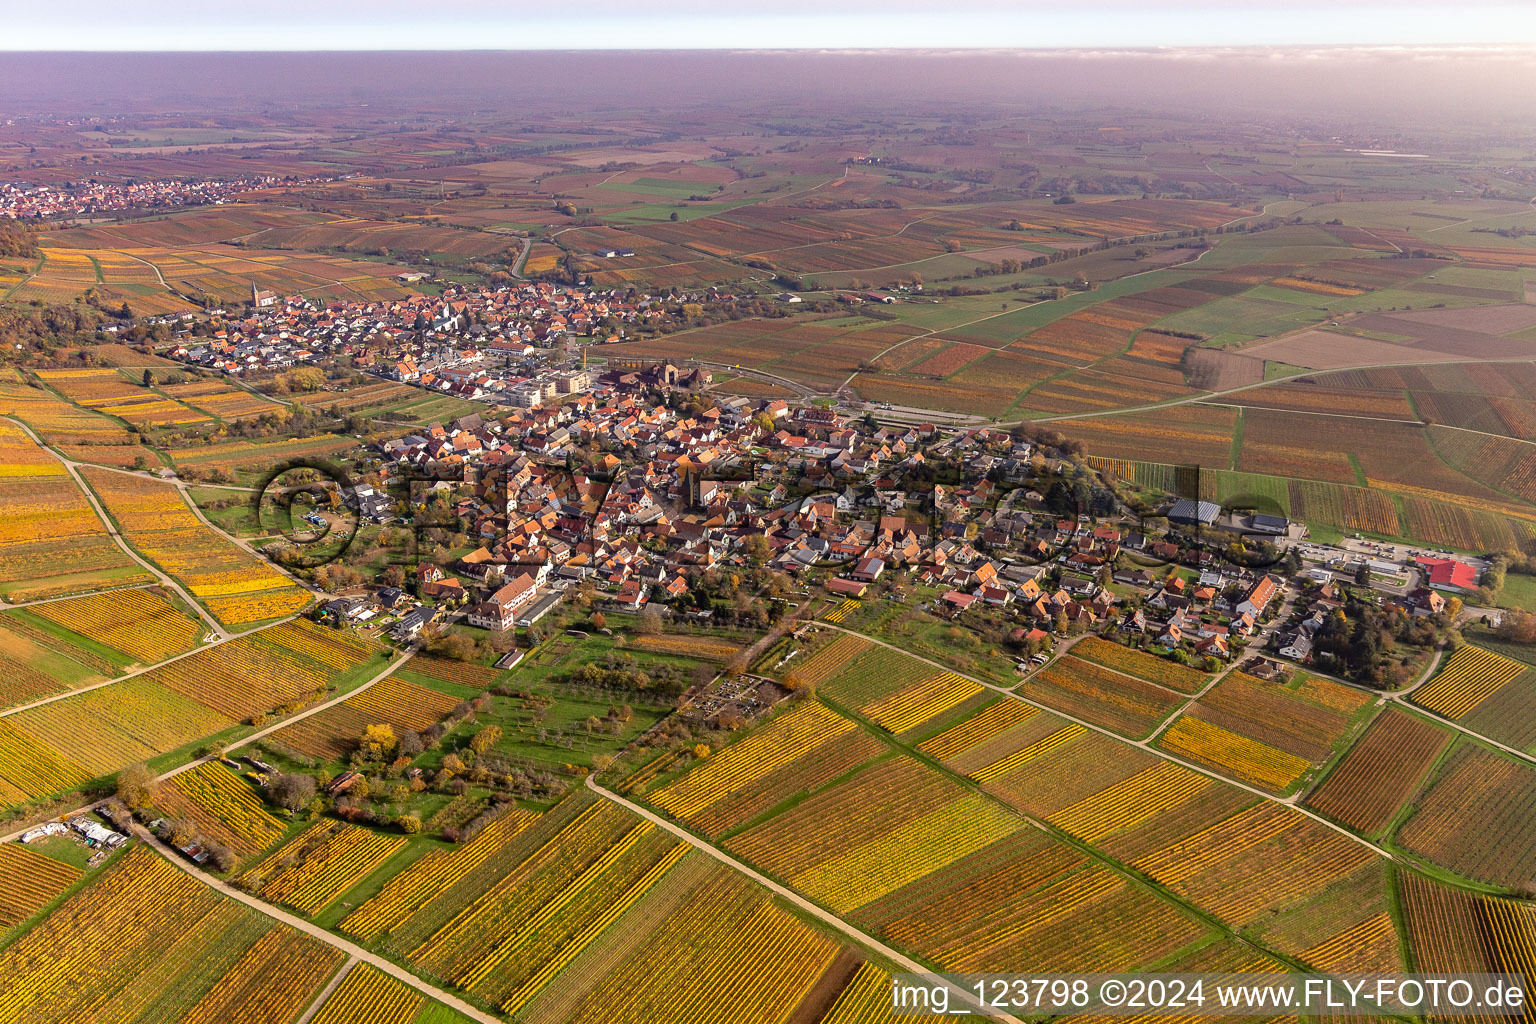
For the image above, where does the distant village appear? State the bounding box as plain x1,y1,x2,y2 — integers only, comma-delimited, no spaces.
161,281,737,408
0,173,334,219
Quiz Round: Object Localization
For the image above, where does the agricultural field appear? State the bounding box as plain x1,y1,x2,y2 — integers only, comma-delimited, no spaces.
36,368,211,429
0,369,151,445
242,820,408,915
310,967,476,1024
0,617,379,811
1412,644,1530,723
347,791,853,1022
611,316,920,394
153,761,287,860
0,419,151,602
1070,636,1212,694
1400,872,1536,998
1305,708,1452,837
166,433,359,481
153,617,379,719
944,681,1401,963
1156,670,1372,793
646,700,883,836
269,674,462,761
1016,655,1186,739
628,632,742,662
1395,743,1536,892
809,637,984,734
340,808,540,942
1122,457,1523,552
0,842,82,927
917,697,1044,764
27,239,423,309
80,466,310,627
1158,714,1311,793
158,379,283,421
0,609,124,709
1051,404,1240,468
849,829,1207,975
788,631,874,686
0,844,345,1024
725,756,1028,914
5,673,231,778
27,586,204,664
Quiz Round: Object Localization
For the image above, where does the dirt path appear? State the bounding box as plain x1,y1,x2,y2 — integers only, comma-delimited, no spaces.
585,776,1021,1024
132,823,499,1024
2,580,167,610
293,958,359,1024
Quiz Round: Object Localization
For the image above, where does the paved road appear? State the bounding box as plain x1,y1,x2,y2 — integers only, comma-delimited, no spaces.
509,236,533,278
134,823,499,1024
586,776,1022,1024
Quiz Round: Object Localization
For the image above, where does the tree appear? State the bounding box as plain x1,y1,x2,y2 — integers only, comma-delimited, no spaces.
470,725,502,754
359,723,397,761
637,606,663,635
398,814,422,834
204,842,237,872
781,670,809,692
669,211,680,221
270,773,316,813
117,762,157,811
692,743,711,759
397,730,424,757
428,632,478,662
1495,610,1536,644
380,564,406,589
141,369,153,388
591,611,607,631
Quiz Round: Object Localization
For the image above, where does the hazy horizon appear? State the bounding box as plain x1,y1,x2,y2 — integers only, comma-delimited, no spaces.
7,1,1536,50
3,48,1535,124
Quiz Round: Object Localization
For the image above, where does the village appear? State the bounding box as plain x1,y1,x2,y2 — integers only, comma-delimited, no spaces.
161,280,748,406
0,173,332,220
279,349,1480,703
112,272,1482,709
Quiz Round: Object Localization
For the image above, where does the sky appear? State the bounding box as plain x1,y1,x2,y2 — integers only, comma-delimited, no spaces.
6,0,1536,50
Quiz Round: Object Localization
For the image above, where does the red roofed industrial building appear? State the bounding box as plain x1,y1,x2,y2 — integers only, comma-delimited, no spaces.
1416,556,1479,592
